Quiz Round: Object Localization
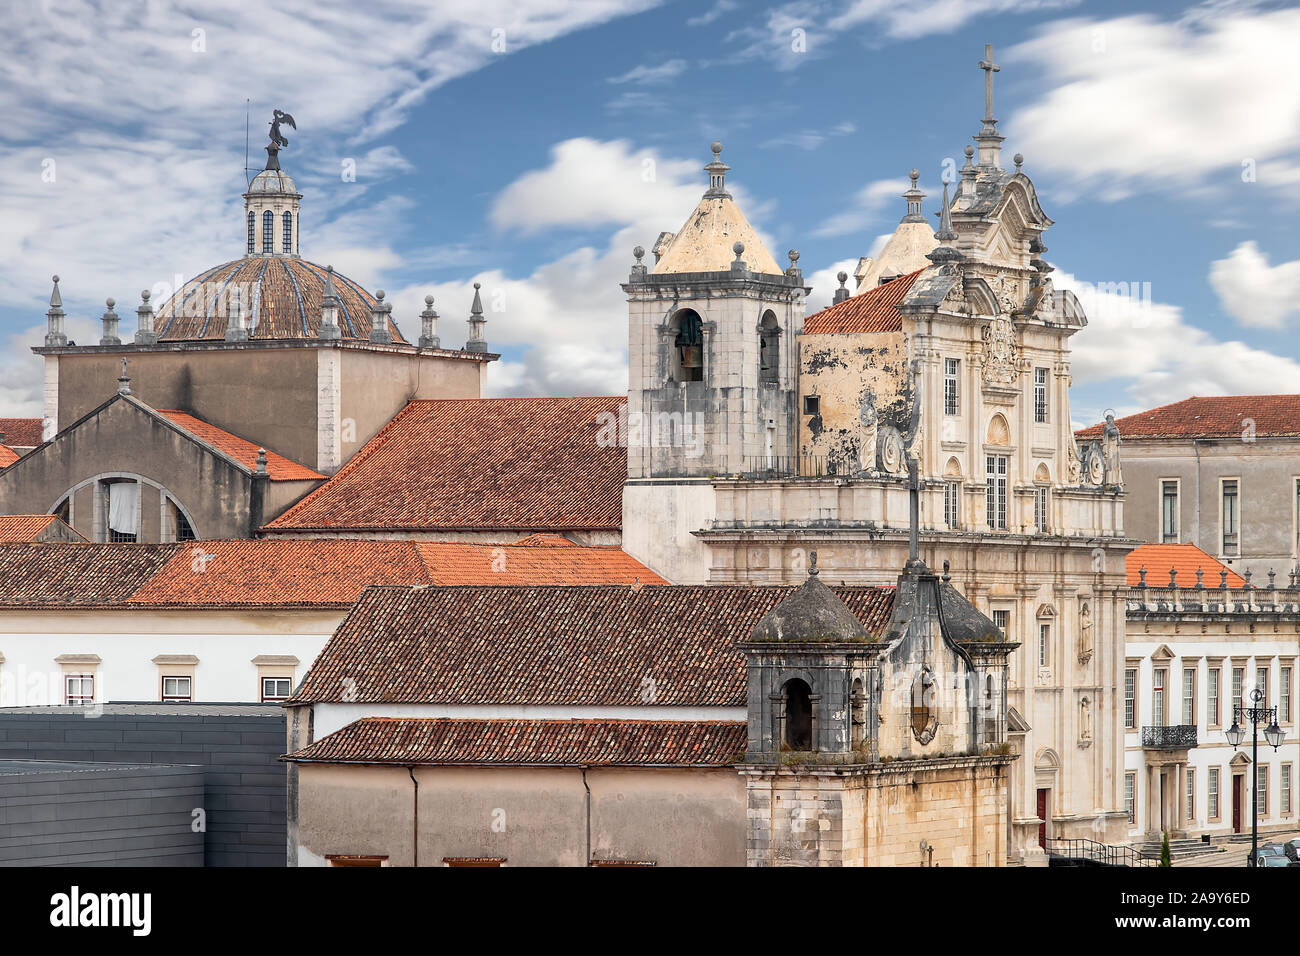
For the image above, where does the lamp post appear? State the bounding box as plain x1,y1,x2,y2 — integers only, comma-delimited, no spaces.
1225,687,1283,867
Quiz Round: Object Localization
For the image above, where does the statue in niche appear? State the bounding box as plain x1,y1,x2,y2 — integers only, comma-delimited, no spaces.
1079,696,1092,741
1078,602,1094,664
1102,413,1123,486
857,390,878,474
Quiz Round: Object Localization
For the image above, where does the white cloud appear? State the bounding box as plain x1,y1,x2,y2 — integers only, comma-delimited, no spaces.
803,257,860,314
811,177,912,238
608,59,688,85
1007,8,1300,198
830,0,1079,38
761,121,856,151
687,0,740,27
1209,241,1300,329
1059,268,1300,419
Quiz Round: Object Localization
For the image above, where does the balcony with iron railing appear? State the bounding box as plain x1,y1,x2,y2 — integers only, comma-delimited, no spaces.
1140,724,1198,750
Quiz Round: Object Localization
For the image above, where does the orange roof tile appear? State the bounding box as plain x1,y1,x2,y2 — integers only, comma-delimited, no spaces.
156,410,324,481
416,540,664,586
1126,543,1246,588
0,418,43,447
1077,395,1300,441
0,515,60,542
264,397,626,532
0,445,17,468
283,717,748,768
802,269,922,334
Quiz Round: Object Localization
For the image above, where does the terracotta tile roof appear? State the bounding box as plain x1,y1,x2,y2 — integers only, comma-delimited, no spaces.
0,418,43,447
0,537,663,608
415,539,665,586
0,543,180,606
1126,543,1247,588
282,717,748,767
156,410,324,481
291,583,896,705
802,268,922,334
1076,395,1300,441
0,445,17,468
264,397,627,532
0,515,59,541
154,257,407,343
126,539,433,607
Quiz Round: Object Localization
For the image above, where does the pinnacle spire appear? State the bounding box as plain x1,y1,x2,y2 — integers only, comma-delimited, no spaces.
703,141,731,199
926,181,962,265
901,168,925,223
45,275,67,346
974,43,1005,169
465,282,487,352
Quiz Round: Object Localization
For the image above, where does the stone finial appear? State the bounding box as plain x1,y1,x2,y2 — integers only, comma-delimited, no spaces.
942,559,951,582
1169,567,1178,588
1014,152,1024,173
808,550,819,576
1220,567,1229,589
319,265,342,341
45,275,67,346
703,140,731,199
1138,566,1147,587
225,285,248,342
1244,568,1253,588
1268,568,1276,589
902,167,926,223
730,241,746,273
256,448,268,475
1196,566,1204,589
465,282,487,352
927,181,962,265
629,245,648,280
418,294,440,349
368,289,394,345
785,249,803,281
100,297,121,346
117,358,131,396
135,288,158,345
833,271,850,305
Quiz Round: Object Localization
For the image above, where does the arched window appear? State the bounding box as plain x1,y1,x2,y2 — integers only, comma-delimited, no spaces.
246,212,255,254
759,311,780,384
783,678,812,750
671,309,704,382
262,210,274,254
282,210,293,254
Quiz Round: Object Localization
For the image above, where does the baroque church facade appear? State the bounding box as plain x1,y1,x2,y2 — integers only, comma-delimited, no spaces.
622,50,1134,862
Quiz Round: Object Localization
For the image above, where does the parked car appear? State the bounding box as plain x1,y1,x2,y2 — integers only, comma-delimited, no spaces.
1260,855,1292,867
1282,839,1300,863
1251,844,1287,866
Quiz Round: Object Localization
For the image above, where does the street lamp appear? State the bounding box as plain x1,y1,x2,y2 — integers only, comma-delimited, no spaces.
1227,687,1282,867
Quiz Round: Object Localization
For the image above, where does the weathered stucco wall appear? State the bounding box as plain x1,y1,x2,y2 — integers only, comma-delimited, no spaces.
294,763,747,866
798,330,912,473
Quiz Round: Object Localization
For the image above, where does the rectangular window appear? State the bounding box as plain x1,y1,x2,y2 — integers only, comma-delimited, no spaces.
1283,764,1293,816
161,676,192,702
802,395,819,416
1186,768,1195,823
985,455,1008,530
1182,667,1196,726
1282,665,1293,723
1038,623,1050,669
1257,665,1269,705
993,609,1009,635
261,677,292,702
1257,765,1268,816
944,480,961,530
65,674,94,706
1125,773,1136,824
944,358,960,416
1208,768,1221,819
1222,479,1239,555
1124,667,1137,729
1033,367,1049,423
1233,666,1244,718
1208,667,1221,726
1152,668,1166,726
1161,480,1179,543
1034,486,1049,533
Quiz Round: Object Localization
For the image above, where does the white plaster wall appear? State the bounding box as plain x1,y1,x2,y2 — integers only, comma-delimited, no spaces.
621,481,716,584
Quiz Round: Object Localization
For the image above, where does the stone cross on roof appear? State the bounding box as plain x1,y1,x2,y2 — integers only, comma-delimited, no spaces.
978,43,999,123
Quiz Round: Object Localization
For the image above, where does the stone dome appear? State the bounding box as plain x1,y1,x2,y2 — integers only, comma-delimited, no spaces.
155,257,405,343
246,168,300,197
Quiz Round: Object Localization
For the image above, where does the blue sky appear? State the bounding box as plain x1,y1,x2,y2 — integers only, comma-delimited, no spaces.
2,0,1298,427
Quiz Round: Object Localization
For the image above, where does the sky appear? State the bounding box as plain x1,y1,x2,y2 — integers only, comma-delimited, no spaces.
2,0,1298,429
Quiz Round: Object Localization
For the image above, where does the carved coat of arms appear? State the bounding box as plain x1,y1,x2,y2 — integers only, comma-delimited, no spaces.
981,315,1018,386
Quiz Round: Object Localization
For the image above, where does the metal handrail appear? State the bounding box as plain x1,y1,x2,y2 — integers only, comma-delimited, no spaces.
1045,837,1158,867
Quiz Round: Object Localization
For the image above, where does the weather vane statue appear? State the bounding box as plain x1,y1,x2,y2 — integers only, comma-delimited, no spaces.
264,109,296,171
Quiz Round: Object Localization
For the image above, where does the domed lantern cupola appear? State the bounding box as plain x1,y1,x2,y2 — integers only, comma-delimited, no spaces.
243,109,303,258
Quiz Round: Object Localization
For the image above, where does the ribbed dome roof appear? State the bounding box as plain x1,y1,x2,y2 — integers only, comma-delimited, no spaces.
246,168,300,196
156,258,406,343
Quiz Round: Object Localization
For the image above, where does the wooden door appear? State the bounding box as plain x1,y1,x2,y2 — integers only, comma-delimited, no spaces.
1037,788,1049,848
1232,775,1243,833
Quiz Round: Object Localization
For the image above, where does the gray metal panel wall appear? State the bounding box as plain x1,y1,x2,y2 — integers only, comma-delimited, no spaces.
0,706,286,866
0,763,204,866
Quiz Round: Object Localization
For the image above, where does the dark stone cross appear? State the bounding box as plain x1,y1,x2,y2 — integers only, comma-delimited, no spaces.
978,43,999,121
